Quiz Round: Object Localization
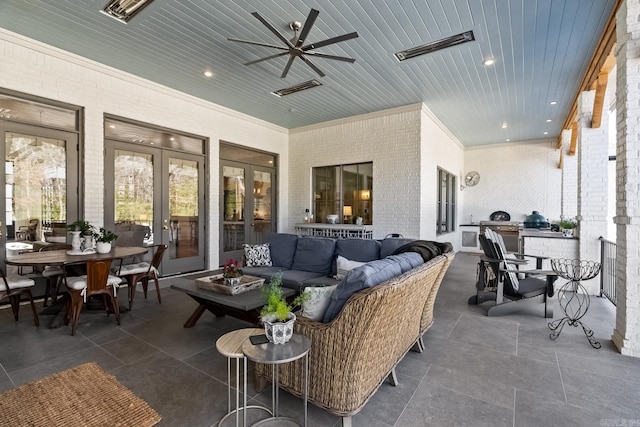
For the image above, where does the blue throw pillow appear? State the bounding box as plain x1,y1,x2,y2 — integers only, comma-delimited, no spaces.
322,258,402,323
291,237,336,275
386,253,423,272
266,233,298,269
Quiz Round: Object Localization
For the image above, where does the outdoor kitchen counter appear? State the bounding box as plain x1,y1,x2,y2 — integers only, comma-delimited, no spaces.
520,229,578,239
520,230,579,268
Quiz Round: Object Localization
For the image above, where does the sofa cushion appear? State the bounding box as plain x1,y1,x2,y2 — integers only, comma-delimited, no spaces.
291,237,336,275
302,276,340,288
335,255,366,280
241,266,285,279
323,258,403,323
243,243,272,267
385,253,423,272
280,270,328,291
266,233,298,269
300,284,338,321
336,239,381,262
380,238,415,258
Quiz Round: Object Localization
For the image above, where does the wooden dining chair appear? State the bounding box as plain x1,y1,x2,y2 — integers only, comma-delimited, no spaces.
64,259,122,336
0,267,39,326
114,244,167,310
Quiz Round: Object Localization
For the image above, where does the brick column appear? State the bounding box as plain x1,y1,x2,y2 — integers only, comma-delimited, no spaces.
613,0,640,357
576,90,609,294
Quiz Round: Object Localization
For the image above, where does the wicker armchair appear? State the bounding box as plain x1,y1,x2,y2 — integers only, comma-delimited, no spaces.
255,253,453,426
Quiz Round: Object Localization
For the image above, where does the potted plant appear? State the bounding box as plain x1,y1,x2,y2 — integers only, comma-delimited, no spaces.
557,218,577,237
94,227,118,253
260,273,309,344
222,258,243,286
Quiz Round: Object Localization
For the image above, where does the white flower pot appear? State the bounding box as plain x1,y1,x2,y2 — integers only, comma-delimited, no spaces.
263,312,296,344
224,276,242,287
96,242,112,254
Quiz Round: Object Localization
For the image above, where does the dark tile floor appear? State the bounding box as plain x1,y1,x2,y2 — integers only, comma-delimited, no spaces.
1,252,639,426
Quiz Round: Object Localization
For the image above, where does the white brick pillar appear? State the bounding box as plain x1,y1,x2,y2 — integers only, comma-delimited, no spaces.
561,129,578,218
576,90,609,294
612,0,640,357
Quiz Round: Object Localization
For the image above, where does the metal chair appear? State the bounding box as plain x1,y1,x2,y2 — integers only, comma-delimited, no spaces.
114,244,167,310
64,259,122,336
0,267,39,326
18,219,39,241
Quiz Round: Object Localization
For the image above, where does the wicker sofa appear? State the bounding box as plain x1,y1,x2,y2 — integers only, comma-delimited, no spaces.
255,249,455,426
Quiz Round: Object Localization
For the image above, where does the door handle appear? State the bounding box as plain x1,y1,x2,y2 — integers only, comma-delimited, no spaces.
163,226,169,230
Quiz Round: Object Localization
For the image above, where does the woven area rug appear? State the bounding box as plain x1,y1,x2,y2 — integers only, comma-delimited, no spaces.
0,362,161,427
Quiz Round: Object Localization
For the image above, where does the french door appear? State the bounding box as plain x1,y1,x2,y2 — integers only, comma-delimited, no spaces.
0,122,79,266
221,161,275,264
105,141,205,275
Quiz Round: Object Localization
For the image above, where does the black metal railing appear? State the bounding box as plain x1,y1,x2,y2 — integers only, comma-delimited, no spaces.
599,237,617,305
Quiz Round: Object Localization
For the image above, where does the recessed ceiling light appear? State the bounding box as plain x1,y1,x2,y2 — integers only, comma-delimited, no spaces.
170,137,175,141
483,58,495,66
109,124,116,129
543,132,549,135
546,119,552,123
506,138,510,142
550,101,557,105
203,70,213,77
501,123,508,129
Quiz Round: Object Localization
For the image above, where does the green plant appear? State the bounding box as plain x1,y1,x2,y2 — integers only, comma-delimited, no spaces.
66,220,94,234
557,218,577,229
94,227,118,243
260,273,309,322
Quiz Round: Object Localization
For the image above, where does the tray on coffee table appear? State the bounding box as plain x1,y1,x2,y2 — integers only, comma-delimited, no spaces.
195,274,265,295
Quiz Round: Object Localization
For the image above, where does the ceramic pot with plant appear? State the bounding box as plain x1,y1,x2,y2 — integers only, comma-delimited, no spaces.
222,259,243,286
557,218,577,237
260,273,309,344
94,227,118,253
67,220,95,252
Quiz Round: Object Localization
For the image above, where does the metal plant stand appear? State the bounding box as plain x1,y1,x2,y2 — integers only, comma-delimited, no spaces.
548,259,602,349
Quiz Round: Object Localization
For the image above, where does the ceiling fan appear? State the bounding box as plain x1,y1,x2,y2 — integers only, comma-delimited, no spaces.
228,8,359,78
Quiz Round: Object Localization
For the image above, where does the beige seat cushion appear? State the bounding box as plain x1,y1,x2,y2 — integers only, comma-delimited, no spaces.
0,275,35,291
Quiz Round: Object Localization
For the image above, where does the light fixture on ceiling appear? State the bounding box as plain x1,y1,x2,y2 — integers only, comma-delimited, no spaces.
546,119,552,122
203,70,213,78
100,0,154,24
482,58,495,66
272,80,322,97
550,101,558,105
543,132,549,135
394,30,475,61
501,123,508,129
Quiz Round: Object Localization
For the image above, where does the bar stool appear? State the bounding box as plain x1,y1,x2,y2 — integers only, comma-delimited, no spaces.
216,328,272,427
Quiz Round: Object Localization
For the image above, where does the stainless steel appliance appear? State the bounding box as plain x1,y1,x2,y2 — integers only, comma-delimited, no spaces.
479,220,521,252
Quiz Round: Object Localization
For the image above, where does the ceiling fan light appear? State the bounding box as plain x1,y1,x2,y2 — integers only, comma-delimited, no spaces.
272,80,322,97
100,0,154,23
395,30,475,61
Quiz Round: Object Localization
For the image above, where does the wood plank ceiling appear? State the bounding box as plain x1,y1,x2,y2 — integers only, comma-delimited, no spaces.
0,0,618,148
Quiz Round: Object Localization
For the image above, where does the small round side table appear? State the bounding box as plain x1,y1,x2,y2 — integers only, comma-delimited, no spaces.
216,328,272,427
242,334,311,427
548,258,602,349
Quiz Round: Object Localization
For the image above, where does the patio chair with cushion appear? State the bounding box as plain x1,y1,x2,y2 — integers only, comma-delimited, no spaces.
113,244,167,310
0,267,39,326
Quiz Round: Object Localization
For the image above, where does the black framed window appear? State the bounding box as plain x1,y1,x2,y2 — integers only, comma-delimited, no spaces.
312,162,372,224
437,167,456,234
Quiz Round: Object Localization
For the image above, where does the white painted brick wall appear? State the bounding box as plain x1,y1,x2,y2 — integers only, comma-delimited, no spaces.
522,237,579,270
0,29,289,268
560,129,578,218
289,104,464,244
462,140,563,224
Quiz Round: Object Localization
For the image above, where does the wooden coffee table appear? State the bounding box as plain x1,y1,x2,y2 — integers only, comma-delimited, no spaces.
171,278,296,327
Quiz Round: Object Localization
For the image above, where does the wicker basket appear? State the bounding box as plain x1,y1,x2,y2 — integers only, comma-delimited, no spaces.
195,274,264,295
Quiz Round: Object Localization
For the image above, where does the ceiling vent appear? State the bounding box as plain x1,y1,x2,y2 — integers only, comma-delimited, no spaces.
271,80,322,97
394,30,475,61
100,0,154,23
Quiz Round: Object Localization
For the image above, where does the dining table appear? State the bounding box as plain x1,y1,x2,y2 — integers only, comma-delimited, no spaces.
5,246,149,328
5,246,148,267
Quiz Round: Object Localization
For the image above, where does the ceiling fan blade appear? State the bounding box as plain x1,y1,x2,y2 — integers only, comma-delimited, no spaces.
299,56,325,78
280,56,296,78
251,11,295,48
295,8,319,48
244,51,289,66
304,52,356,63
227,38,288,51
302,32,359,51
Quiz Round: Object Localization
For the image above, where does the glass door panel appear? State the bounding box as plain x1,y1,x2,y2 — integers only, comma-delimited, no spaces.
251,169,273,244
167,157,199,260
113,149,154,245
222,165,246,256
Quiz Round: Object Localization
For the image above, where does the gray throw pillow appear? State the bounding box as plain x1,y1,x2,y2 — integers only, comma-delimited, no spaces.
266,233,298,269
291,237,336,275
322,258,402,323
